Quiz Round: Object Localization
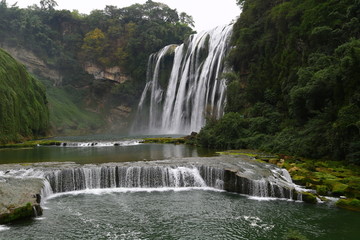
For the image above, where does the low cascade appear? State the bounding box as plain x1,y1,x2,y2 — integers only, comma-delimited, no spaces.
45,166,224,193
133,24,233,134
0,161,300,200
59,140,140,147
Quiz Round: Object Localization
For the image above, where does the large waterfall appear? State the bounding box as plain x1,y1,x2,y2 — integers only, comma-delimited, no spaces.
133,24,233,134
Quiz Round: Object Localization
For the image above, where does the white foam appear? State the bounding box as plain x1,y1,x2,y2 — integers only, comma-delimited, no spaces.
0,225,10,231
0,169,44,179
61,140,140,148
242,216,274,230
246,194,295,202
323,196,340,202
247,196,280,201
46,187,224,199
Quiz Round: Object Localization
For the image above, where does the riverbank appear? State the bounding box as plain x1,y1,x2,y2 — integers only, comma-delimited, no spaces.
217,150,360,211
0,140,62,148
136,136,360,211
1,136,359,212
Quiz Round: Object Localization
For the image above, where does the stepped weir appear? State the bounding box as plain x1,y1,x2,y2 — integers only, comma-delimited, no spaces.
1,156,301,200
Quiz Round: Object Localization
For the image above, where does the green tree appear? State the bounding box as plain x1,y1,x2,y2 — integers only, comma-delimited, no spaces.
200,0,360,163
179,12,194,27
40,0,57,11
81,28,107,64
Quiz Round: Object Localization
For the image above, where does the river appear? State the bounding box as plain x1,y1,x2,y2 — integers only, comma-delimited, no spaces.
0,135,359,239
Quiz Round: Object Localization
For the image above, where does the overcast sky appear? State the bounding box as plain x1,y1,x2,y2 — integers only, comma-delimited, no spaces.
6,0,240,31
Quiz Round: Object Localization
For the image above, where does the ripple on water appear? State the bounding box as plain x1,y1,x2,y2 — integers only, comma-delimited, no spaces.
1,190,359,240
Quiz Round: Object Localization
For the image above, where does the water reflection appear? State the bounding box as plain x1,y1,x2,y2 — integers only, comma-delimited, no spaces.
0,143,216,164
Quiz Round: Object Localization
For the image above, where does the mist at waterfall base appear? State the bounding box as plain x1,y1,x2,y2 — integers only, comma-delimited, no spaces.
2,190,359,240
132,24,233,135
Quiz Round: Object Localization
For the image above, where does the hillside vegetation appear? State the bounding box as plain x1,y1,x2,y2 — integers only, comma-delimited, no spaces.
0,0,193,134
199,0,360,164
0,48,49,143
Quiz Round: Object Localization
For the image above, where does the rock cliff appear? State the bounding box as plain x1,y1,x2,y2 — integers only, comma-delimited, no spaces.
84,62,129,83
0,43,63,86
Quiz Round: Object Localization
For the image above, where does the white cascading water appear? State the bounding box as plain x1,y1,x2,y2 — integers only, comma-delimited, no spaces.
133,24,233,134
0,163,300,200
45,166,221,193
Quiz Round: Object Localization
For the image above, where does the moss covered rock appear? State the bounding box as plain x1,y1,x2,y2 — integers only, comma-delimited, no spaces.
0,177,44,224
0,202,35,224
316,185,329,196
336,198,360,212
331,183,349,196
301,192,317,204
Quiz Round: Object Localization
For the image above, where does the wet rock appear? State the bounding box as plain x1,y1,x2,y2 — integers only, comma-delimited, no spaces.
336,198,360,211
301,192,317,204
0,178,44,224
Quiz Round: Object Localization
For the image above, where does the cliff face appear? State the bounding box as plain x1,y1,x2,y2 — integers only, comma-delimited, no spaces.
84,62,130,83
0,43,63,86
0,44,131,86
0,48,49,143
0,43,133,135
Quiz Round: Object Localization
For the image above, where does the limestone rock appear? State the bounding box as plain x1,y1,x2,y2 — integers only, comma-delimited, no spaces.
0,177,44,223
84,62,129,83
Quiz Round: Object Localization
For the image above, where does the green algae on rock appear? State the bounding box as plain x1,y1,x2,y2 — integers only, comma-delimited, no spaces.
0,177,44,224
336,198,360,212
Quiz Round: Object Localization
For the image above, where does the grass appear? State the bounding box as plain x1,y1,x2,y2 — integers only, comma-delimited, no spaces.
140,137,186,144
0,139,62,148
47,87,104,135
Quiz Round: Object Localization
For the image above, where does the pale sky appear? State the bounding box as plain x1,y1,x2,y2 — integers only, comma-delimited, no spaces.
7,0,240,31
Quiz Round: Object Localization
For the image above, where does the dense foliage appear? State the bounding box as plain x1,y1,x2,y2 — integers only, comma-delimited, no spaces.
0,49,49,143
0,0,193,133
199,0,360,164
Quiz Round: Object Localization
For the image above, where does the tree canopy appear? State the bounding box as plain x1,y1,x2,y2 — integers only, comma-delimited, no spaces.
0,0,194,134
199,0,360,164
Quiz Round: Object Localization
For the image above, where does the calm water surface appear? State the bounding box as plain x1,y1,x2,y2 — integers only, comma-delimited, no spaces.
0,135,215,164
